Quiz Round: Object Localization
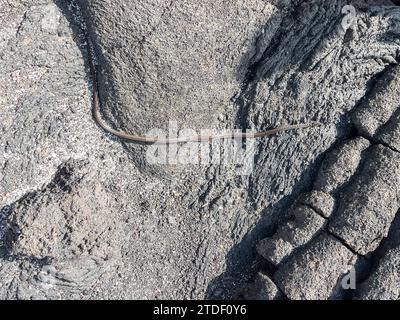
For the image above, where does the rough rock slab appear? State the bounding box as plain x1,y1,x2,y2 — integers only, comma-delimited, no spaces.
298,190,336,218
273,233,356,300
5,160,120,262
329,145,400,255
313,137,370,194
244,1,400,210
352,65,400,138
76,0,275,135
356,246,400,300
243,272,282,300
256,205,326,266
375,107,400,152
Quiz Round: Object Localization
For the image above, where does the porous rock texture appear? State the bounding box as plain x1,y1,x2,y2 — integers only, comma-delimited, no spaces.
354,212,400,300
1,0,400,300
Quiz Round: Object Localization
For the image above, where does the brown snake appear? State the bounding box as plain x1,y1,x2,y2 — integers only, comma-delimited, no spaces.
87,41,321,144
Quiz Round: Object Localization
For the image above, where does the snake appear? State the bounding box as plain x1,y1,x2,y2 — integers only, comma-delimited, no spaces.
87,40,321,144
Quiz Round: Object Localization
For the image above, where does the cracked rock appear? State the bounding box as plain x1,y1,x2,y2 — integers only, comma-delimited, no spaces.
256,205,326,266
352,65,400,138
298,190,336,218
375,107,400,152
273,233,357,300
356,246,400,300
329,145,400,255
314,137,370,194
243,272,282,300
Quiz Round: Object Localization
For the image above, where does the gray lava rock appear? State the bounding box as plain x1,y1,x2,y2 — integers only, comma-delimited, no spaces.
356,246,400,300
256,205,326,266
273,233,356,300
1,0,400,300
298,190,336,218
375,108,400,152
314,137,370,194
5,160,120,262
243,272,282,300
329,145,400,255
76,0,273,136
352,65,400,138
